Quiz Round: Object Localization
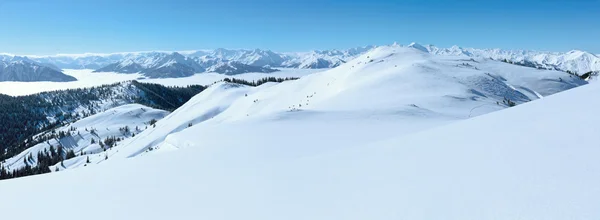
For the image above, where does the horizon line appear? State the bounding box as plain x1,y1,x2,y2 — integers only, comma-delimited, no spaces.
0,43,596,58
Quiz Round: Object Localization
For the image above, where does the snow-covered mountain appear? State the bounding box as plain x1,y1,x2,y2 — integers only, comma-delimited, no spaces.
0,56,76,82
4,43,597,80
19,47,373,73
205,61,279,75
94,52,205,78
30,53,128,69
186,48,289,67
0,45,598,220
409,42,600,74
101,45,586,159
14,44,597,78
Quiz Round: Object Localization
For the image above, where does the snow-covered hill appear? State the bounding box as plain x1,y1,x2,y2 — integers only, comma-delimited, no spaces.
0,47,598,220
0,80,206,178
0,55,76,82
0,104,168,172
104,45,585,160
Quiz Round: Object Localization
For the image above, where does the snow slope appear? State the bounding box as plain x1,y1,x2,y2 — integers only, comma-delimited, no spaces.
0,54,598,220
0,104,169,172
106,45,585,160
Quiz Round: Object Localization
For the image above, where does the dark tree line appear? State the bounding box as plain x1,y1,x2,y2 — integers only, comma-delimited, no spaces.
499,58,595,80
0,144,76,180
222,76,299,87
0,81,206,162
566,70,595,80
1,77,296,180
131,81,206,111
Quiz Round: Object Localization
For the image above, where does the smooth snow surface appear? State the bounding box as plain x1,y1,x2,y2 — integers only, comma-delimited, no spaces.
0,55,598,220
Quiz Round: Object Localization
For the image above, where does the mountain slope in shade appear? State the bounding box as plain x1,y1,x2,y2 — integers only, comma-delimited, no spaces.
0,59,76,82
0,48,598,220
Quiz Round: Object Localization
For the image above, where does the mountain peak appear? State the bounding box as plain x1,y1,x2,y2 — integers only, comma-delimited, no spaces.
407,42,429,53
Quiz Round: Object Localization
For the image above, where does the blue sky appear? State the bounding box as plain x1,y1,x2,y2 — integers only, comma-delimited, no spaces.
0,0,598,55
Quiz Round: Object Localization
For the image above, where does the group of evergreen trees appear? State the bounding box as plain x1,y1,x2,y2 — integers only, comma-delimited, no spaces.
131,81,206,111
222,77,299,87
0,144,76,180
500,58,595,80
566,70,595,80
0,77,297,181
0,81,206,165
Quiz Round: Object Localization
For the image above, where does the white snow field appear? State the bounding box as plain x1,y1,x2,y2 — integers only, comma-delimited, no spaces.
0,46,599,219
0,68,321,96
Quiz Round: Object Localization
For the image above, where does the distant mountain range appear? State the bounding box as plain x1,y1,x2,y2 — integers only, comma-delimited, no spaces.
0,56,76,82
408,43,600,74
1,43,599,81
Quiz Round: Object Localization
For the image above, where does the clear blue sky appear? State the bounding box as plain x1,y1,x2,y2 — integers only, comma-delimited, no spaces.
0,0,598,55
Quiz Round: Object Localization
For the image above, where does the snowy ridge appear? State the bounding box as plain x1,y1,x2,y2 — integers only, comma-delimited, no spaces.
112,83,254,158
416,43,600,74
105,45,586,161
